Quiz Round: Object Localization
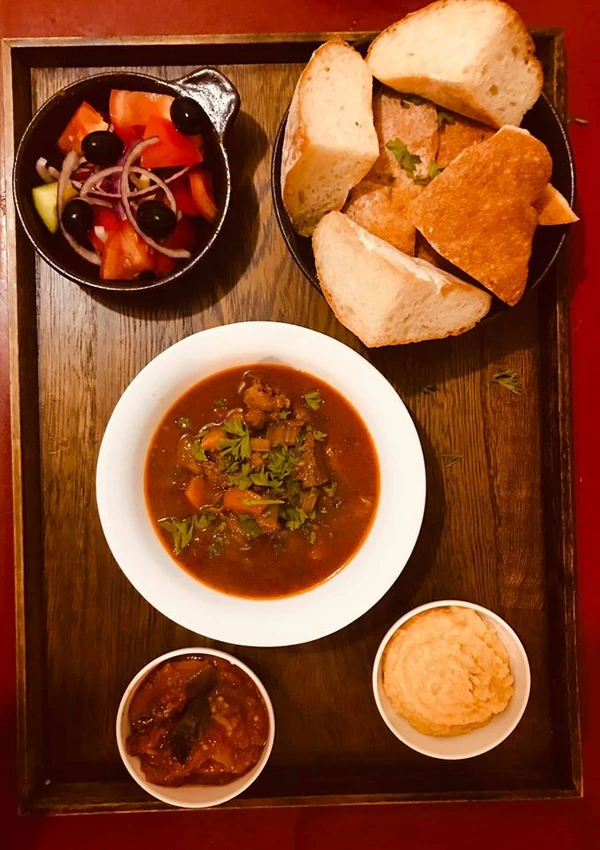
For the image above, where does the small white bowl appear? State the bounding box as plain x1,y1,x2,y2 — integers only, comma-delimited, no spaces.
96,322,426,647
372,600,531,760
116,647,275,808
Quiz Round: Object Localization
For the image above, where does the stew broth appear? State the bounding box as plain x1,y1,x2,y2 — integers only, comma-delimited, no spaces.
145,364,379,598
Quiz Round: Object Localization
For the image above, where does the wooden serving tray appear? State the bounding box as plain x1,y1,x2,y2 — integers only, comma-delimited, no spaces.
1,32,581,814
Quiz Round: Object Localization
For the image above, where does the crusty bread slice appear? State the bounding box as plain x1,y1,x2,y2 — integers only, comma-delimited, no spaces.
366,0,543,128
343,93,439,253
281,39,379,236
312,212,492,347
408,126,552,305
436,114,494,167
534,184,578,225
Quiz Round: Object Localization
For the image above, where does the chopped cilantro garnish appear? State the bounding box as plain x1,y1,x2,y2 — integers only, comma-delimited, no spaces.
227,462,252,490
266,445,298,479
312,430,327,442
304,390,322,411
386,138,421,177
279,410,291,419
175,417,192,430
214,398,227,408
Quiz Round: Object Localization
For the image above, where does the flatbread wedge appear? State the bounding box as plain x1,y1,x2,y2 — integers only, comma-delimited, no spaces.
408,126,552,305
312,212,492,347
281,39,379,236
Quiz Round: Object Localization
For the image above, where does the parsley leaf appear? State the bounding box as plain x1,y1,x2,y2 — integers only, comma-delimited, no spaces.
219,419,251,461
279,410,291,419
304,390,323,411
190,439,207,463
266,445,298,480
312,430,327,442
437,109,456,128
400,94,426,107
386,138,421,177
322,481,338,498
281,505,309,531
492,370,522,395
414,160,445,186
227,462,252,490
243,498,284,506
175,417,192,430
238,514,263,538
158,516,197,555
442,453,462,468
250,470,271,488
214,398,227,408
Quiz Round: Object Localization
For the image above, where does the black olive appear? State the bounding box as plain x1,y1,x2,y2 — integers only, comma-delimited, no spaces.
170,97,205,135
136,200,177,240
81,130,124,166
61,199,94,240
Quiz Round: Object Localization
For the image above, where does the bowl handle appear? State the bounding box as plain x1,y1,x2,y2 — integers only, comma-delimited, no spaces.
173,68,240,139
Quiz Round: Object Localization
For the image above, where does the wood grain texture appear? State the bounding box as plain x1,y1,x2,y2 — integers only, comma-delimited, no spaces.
3,32,580,813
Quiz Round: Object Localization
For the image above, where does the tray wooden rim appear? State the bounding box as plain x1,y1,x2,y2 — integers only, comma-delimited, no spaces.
1,30,582,816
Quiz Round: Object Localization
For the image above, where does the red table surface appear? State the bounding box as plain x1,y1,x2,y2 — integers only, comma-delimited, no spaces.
1,1,598,847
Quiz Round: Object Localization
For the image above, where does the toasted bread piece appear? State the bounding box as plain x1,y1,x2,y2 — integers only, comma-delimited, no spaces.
437,114,494,167
415,233,455,271
344,181,417,254
312,212,492,347
366,0,543,128
281,39,379,237
343,92,439,254
369,90,439,182
408,126,552,305
534,184,578,225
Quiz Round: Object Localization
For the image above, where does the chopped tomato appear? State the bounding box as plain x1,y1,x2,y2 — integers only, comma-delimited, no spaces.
89,208,120,253
171,178,201,216
189,167,218,222
154,216,197,275
110,90,174,145
57,102,108,156
100,220,156,280
141,116,203,169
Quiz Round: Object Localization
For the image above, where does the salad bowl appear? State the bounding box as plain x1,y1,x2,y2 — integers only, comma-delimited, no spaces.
13,68,240,292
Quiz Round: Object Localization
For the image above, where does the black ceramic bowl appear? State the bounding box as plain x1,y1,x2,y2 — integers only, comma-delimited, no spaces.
271,89,575,320
14,68,240,292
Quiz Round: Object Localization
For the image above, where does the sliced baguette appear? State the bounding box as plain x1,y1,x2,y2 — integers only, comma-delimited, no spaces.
312,212,492,347
281,39,379,236
366,0,543,128
344,181,417,254
534,184,578,225
408,126,552,305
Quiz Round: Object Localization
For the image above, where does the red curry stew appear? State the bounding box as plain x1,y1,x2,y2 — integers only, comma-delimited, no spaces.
145,364,379,598
126,655,269,787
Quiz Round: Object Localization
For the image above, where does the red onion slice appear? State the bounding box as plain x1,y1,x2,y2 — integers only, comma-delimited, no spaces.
82,164,189,202
120,138,191,260
57,150,101,267
36,157,60,183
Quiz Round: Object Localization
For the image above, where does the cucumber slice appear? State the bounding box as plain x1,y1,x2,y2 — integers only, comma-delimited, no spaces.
32,181,77,233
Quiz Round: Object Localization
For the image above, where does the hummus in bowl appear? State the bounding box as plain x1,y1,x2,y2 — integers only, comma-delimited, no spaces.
372,600,531,759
